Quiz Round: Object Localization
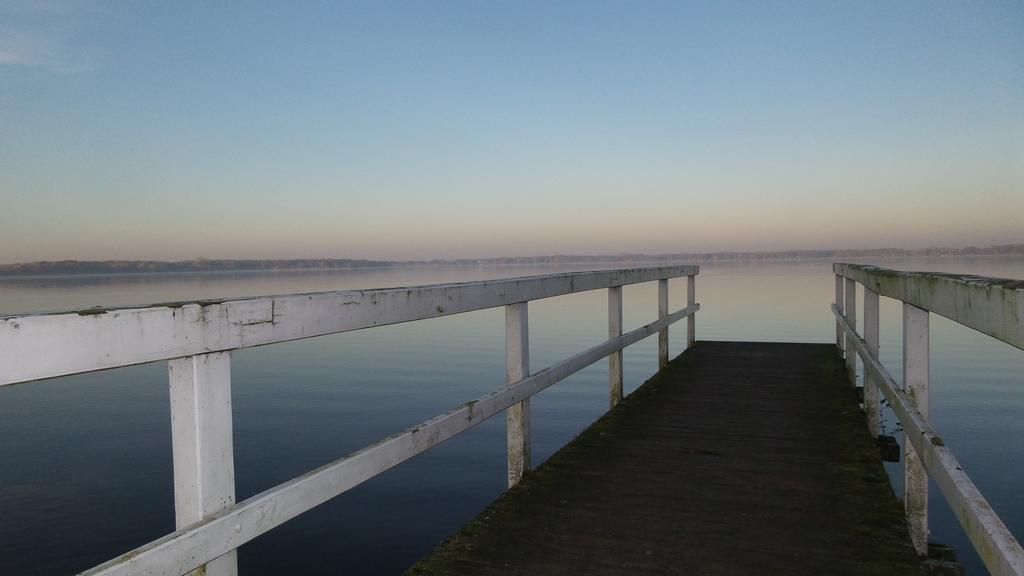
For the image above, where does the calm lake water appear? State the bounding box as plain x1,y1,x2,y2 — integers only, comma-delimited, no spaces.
1,258,1022,575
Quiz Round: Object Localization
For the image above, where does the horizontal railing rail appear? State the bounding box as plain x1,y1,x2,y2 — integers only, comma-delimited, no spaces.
0,266,699,576
834,263,1024,351
0,265,697,387
833,263,1024,576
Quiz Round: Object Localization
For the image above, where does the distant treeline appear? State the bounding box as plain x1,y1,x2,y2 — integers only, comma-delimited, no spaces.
455,243,1024,265
0,258,395,276
1,244,1021,276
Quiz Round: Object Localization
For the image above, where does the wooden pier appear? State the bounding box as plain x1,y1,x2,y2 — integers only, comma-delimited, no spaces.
408,341,921,575
2,264,1022,575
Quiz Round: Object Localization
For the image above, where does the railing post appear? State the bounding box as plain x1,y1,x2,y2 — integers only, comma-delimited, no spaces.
903,303,930,556
863,288,880,437
835,274,844,350
168,352,237,576
505,302,531,487
658,278,669,368
844,277,857,385
686,275,696,348
608,286,623,409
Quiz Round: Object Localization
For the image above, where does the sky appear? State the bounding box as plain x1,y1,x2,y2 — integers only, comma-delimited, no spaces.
0,1,1021,263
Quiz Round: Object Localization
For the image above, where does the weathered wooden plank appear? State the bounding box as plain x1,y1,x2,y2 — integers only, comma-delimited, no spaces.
608,286,623,408
834,306,1024,576
0,266,700,386
658,279,669,368
844,277,857,385
834,263,1024,351
687,275,696,348
863,288,881,437
78,304,699,576
168,353,237,576
835,273,845,349
505,302,530,487
902,303,930,556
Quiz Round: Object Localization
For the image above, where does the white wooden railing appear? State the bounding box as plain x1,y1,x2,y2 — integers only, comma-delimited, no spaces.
833,263,1024,576
0,266,699,576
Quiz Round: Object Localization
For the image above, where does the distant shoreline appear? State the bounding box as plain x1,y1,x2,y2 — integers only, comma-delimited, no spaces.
1,244,1021,277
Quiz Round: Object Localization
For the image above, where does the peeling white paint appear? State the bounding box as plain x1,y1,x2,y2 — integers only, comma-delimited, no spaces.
608,286,623,409
863,288,881,438
1,266,699,387
169,353,237,576
505,302,530,487
835,263,1024,351
658,279,669,368
902,303,930,556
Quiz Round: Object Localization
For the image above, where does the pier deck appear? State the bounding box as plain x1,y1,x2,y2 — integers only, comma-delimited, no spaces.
407,341,921,575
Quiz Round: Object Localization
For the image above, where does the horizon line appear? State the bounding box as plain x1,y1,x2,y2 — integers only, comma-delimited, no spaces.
1,242,1021,270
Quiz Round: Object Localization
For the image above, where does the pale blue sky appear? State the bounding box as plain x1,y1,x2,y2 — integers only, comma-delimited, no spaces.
1,1,1021,262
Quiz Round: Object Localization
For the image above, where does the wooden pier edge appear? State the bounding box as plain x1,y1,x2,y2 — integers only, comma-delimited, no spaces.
406,341,921,576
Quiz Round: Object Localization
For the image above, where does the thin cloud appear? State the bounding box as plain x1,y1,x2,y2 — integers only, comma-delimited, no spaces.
0,1,99,73
0,49,23,64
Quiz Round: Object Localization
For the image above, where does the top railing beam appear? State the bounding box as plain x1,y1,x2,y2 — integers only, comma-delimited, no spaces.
0,265,699,386
834,263,1024,351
